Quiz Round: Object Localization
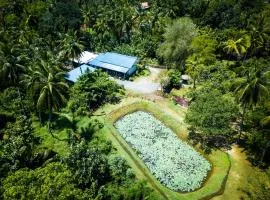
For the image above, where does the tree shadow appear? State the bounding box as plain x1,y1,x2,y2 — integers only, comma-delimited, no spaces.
237,136,270,169
51,113,74,130
187,129,233,155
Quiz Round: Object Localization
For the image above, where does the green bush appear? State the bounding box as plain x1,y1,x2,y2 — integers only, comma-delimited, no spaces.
2,162,90,200
161,69,182,93
69,70,125,114
65,141,110,189
129,63,150,80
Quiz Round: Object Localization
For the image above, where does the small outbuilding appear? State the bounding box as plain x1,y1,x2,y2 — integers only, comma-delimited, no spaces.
141,2,151,9
88,52,138,78
181,74,190,85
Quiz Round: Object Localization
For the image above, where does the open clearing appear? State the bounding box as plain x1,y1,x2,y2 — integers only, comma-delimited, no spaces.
114,67,163,94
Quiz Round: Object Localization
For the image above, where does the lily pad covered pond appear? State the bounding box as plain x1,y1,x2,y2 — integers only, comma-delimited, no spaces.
115,111,211,192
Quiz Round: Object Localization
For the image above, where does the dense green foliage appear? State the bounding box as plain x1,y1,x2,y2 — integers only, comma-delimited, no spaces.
0,0,270,199
69,70,124,114
2,162,89,200
157,18,198,70
65,141,110,189
161,69,182,92
186,90,238,149
0,116,56,178
187,90,237,134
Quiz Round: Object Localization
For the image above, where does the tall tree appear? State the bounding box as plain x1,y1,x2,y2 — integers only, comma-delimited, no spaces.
222,34,251,60
186,32,217,88
22,60,69,136
185,89,237,149
247,10,270,56
65,141,110,189
157,17,197,71
0,31,29,113
185,56,203,89
59,30,85,64
0,40,25,87
81,4,91,29
2,162,90,200
235,59,270,140
0,115,56,177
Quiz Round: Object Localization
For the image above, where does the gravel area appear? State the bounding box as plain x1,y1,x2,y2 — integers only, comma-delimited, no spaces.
115,67,163,94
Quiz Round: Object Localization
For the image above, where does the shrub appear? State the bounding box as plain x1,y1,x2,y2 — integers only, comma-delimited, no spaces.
2,162,90,200
69,70,125,114
161,69,182,93
64,141,110,189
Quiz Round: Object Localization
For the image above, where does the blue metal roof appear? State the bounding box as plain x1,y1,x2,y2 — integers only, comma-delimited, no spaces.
90,59,129,74
88,52,137,74
66,64,96,82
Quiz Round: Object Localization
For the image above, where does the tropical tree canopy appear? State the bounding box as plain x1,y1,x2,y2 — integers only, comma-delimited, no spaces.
235,58,270,108
22,60,69,116
186,89,238,136
157,17,198,70
222,34,251,58
1,0,270,199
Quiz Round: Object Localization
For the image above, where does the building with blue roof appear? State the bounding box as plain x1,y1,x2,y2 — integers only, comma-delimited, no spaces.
88,52,138,78
66,64,96,82
66,52,138,82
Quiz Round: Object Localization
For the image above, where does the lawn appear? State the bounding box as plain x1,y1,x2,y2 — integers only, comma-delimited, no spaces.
32,114,93,156
212,146,270,200
32,96,269,200
32,120,69,156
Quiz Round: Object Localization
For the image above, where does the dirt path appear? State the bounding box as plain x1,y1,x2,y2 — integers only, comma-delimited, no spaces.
212,145,267,200
115,67,164,94
211,146,245,200
138,67,163,82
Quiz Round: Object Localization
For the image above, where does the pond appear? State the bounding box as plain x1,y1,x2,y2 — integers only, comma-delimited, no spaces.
115,111,211,192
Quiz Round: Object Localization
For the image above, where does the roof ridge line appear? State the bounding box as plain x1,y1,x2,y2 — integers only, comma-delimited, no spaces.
93,59,131,69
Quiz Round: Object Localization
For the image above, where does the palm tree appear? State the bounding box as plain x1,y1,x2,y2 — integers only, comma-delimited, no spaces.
22,60,69,138
0,39,28,114
222,34,251,60
0,43,25,86
58,31,85,66
235,60,270,140
247,12,270,56
81,4,91,29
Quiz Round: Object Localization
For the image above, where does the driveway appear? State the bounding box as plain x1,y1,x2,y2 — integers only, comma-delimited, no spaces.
114,67,163,94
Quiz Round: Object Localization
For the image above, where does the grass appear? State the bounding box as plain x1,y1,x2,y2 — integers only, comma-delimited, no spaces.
32,114,93,156
32,120,69,156
98,99,231,200
212,146,270,200
170,88,190,98
32,96,269,200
